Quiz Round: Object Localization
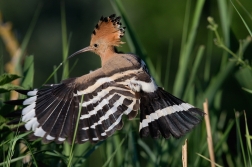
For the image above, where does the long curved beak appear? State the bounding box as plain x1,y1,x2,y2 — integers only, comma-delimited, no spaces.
68,46,93,59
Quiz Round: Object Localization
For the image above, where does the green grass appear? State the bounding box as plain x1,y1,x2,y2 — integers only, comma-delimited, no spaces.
0,0,252,166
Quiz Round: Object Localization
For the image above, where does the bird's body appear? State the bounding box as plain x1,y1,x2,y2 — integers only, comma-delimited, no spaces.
6,14,204,144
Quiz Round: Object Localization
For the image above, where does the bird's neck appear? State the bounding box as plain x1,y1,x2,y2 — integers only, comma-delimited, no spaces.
99,46,119,66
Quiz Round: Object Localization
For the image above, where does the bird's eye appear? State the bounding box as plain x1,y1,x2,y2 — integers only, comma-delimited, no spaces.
94,44,98,47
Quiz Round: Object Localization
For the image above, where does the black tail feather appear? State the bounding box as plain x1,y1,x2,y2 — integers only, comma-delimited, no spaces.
139,87,204,139
7,118,22,125
6,109,22,118
15,89,30,95
5,99,25,105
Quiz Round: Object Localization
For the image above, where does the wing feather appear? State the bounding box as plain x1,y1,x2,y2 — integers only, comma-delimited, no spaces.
7,67,141,143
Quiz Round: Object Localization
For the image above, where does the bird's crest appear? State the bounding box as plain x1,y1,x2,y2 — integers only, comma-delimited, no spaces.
90,14,126,47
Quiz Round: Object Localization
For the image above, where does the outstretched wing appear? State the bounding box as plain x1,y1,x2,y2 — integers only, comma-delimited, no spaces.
6,69,140,144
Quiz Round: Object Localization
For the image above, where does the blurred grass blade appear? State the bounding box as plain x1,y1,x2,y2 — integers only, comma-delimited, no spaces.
0,154,31,166
180,0,191,52
217,0,230,68
6,131,32,166
183,45,205,100
43,63,63,85
244,111,252,166
15,4,42,74
230,0,252,37
53,65,58,83
0,46,3,75
214,120,235,152
61,2,70,80
21,55,34,89
200,61,235,106
110,0,161,85
173,0,205,97
242,87,252,94
217,0,230,46
235,0,252,20
0,74,21,85
73,141,105,166
200,36,251,106
235,68,252,90
67,94,84,167
164,39,173,90
113,135,123,166
23,139,38,167
235,111,247,167
196,153,223,167
137,139,156,164
204,31,213,82
102,136,126,167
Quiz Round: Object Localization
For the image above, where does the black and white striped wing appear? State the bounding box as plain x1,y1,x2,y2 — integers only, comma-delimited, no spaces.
76,82,139,143
7,80,139,144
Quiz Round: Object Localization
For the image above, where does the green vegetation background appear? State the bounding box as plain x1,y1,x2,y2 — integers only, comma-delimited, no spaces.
0,0,252,166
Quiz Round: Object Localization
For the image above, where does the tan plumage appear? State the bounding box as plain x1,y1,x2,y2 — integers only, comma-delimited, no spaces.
70,14,126,66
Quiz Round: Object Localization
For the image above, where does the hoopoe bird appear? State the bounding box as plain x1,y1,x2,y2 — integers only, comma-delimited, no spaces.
6,14,204,144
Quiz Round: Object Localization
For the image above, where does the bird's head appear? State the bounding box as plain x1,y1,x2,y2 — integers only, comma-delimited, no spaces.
69,14,126,65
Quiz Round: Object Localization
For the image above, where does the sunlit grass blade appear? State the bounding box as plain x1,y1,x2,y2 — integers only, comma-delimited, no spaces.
173,0,205,97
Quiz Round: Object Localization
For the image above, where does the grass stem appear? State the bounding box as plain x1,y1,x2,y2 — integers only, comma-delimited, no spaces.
203,99,215,167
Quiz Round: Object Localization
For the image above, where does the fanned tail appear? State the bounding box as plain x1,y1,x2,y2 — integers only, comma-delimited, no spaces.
139,87,204,139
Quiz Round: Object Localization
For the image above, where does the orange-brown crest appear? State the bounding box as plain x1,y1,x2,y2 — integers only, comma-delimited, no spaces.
90,14,126,47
